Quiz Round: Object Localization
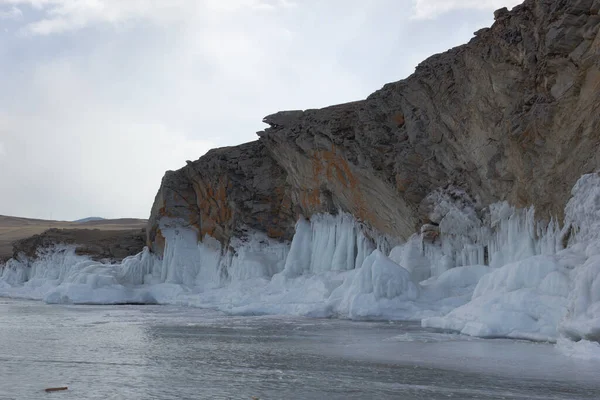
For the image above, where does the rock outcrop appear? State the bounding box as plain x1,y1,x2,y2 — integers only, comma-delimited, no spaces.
12,228,146,262
147,141,297,255
148,0,600,255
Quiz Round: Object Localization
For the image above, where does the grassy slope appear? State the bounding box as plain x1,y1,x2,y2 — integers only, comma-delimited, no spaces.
0,215,147,261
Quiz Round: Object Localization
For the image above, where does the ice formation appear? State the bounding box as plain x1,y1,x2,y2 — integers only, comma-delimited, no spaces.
2,173,600,349
423,173,600,342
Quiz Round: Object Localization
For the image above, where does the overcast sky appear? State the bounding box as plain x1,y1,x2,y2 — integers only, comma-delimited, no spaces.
0,0,521,221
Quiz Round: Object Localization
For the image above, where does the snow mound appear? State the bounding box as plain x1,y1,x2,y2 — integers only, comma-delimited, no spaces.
559,252,600,341
328,250,419,319
422,255,570,341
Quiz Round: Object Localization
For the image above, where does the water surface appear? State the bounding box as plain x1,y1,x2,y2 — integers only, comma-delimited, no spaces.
1,298,599,399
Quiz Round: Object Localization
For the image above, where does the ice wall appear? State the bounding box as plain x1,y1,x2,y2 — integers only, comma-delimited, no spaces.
283,214,375,278
558,173,600,342
0,246,159,304
423,173,600,342
0,213,381,308
388,195,562,286
2,173,600,346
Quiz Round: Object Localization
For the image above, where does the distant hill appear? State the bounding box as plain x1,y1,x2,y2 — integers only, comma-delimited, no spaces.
0,215,147,261
74,217,106,223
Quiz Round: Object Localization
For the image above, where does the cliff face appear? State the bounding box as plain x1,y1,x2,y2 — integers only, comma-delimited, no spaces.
148,0,600,254
147,141,297,254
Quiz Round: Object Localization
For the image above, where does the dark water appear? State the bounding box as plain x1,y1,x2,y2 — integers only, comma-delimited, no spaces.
1,298,599,400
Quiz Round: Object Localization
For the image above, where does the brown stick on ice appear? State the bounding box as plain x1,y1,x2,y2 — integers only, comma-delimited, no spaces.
44,387,68,392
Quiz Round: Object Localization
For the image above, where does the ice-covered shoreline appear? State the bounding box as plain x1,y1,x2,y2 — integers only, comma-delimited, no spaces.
2,173,600,347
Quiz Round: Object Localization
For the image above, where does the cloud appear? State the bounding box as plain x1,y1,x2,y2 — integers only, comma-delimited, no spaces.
0,68,214,220
0,0,372,219
0,5,21,19
2,0,296,35
2,0,518,34
0,0,505,220
11,0,193,35
412,0,523,19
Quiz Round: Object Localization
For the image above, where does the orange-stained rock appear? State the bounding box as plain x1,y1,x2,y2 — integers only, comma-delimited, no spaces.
149,1,600,255
147,141,297,254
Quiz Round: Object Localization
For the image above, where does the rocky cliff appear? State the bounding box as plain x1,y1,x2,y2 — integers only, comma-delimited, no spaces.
148,0,600,255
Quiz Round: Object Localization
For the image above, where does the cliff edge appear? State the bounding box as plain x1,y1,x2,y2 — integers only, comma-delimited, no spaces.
148,0,600,254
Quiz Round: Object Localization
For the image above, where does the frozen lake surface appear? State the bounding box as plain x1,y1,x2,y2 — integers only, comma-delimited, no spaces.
1,298,599,400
